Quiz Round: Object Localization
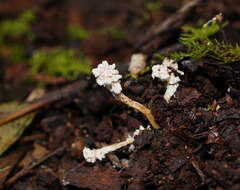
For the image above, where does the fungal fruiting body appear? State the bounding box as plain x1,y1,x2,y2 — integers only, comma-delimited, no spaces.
92,60,122,94
83,125,150,163
128,53,147,76
83,136,134,163
152,58,184,103
92,60,160,129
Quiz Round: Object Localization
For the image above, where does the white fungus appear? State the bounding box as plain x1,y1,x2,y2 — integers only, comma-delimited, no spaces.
93,60,160,129
163,73,181,103
152,58,184,103
83,125,150,163
152,64,170,81
83,136,134,163
92,60,122,94
128,53,147,75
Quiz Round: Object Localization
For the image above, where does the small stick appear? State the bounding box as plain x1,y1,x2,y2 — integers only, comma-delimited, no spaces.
19,133,45,144
5,146,65,187
116,93,160,129
191,160,205,184
138,0,203,48
0,100,54,127
0,81,87,127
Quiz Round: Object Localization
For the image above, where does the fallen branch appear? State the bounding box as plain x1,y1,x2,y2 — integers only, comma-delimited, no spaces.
0,80,87,127
138,0,204,52
5,146,65,187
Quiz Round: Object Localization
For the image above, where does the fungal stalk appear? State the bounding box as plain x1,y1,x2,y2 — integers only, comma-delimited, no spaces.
83,125,149,163
83,135,134,163
92,61,160,129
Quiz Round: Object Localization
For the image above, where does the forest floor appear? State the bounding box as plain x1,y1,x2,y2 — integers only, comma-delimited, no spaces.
0,0,240,189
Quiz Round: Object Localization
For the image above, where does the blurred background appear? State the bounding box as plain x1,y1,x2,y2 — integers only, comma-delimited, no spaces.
0,1,240,189
0,0,239,102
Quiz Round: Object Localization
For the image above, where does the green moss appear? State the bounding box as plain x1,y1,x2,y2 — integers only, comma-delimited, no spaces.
0,10,35,63
0,10,35,38
30,49,92,80
156,18,240,63
68,25,90,40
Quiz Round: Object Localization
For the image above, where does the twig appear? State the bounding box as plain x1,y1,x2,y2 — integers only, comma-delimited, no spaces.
138,0,203,51
191,160,205,184
5,146,65,187
0,101,54,127
19,133,45,144
0,80,87,127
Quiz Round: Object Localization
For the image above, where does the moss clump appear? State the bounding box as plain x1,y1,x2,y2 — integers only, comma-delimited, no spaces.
30,49,92,80
0,10,35,63
0,10,35,40
157,18,240,63
0,11,92,81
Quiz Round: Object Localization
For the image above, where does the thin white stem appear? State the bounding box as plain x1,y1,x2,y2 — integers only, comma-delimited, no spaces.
83,136,134,163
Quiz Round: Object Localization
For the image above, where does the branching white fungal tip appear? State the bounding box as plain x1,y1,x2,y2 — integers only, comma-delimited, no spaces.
92,60,122,94
151,58,184,103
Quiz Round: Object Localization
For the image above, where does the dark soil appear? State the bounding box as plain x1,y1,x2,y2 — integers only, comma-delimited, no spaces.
0,0,240,190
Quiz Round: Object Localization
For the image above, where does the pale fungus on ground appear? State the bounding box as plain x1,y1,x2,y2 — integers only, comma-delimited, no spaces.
92,60,160,129
152,58,184,103
83,125,150,163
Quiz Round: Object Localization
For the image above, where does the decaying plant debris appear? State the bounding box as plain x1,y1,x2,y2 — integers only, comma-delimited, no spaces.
0,0,240,190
